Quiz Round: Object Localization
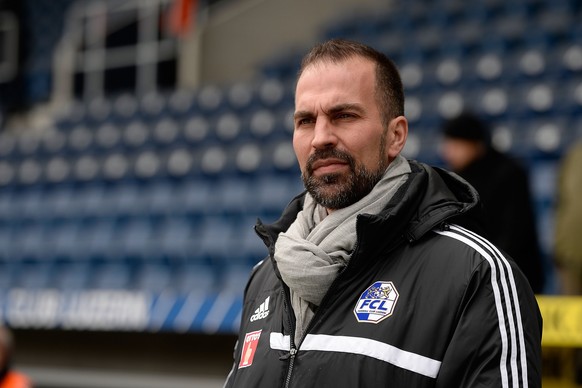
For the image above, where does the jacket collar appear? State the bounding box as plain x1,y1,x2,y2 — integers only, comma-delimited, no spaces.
256,160,482,249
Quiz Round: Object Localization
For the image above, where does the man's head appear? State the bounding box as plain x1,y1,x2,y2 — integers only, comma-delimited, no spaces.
0,325,13,368
293,39,407,211
439,112,491,172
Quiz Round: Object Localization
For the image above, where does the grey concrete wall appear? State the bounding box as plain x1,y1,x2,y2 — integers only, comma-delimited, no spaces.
180,0,387,87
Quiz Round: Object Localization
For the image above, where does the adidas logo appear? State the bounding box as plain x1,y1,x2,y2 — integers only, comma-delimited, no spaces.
250,296,270,322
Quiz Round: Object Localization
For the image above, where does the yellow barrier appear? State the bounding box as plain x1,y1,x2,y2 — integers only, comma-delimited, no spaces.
537,296,582,347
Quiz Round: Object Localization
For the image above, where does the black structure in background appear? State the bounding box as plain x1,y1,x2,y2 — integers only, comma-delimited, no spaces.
0,0,25,126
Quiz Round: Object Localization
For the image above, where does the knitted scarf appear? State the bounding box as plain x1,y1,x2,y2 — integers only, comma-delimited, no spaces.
274,155,411,344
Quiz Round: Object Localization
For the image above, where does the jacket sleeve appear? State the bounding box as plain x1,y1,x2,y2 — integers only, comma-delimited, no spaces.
435,259,543,388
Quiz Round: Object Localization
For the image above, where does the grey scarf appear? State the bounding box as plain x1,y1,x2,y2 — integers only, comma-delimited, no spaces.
274,155,411,344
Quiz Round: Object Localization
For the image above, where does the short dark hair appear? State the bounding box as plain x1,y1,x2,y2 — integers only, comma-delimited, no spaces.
297,39,404,126
442,111,492,146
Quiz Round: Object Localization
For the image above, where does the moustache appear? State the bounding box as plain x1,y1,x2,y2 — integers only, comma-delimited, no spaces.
306,148,355,175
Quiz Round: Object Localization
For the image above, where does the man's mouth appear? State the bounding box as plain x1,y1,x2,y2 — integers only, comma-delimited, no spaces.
310,158,349,175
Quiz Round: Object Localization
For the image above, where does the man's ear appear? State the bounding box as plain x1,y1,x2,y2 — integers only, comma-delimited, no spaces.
387,115,408,159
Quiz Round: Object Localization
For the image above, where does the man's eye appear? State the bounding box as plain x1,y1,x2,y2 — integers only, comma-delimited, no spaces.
337,113,355,119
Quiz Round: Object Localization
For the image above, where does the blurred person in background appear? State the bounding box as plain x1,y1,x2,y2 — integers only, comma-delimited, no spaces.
439,112,546,294
554,140,582,384
224,39,542,388
0,326,32,388
555,140,582,295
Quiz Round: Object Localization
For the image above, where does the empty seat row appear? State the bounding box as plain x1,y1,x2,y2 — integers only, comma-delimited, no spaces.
54,78,293,128
0,258,254,296
0,107,295,160
0,139,300,187
0,173,304,221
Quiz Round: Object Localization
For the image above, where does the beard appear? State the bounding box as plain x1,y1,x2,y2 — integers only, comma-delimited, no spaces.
302,148,388,210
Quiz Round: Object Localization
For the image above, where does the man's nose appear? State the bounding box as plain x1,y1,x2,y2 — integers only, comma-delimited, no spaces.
311,119,338,149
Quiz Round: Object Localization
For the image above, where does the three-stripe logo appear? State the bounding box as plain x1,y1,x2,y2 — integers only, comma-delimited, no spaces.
250,296,270,322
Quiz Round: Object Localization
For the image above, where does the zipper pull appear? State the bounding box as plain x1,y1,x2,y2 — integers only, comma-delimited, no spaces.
279,347,297,361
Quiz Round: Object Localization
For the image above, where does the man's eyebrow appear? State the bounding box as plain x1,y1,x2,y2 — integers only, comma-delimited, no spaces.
324,103,365,116
294,104,364,120
293,110,313,121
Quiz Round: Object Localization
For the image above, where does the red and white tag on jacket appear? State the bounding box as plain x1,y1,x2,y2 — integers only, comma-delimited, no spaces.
239,330,262,369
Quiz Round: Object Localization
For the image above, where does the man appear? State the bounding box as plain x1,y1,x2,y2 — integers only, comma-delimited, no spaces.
439,112,545,293
224,39,542,388
555,140,582,295
0,326,32,388
554,141,582,384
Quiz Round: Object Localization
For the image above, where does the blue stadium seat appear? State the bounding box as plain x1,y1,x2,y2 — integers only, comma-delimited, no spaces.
86,97,113,125
174,179,213,217
156,216,200,261
105,183,148,217
220,264,253,295
66,125,94,156
111,93,139,123
42,185,76,219
17,261,54,289
182,115,210,146
117,216,156,257
76,183,107,218
18,220,49,260
227,82,255,112
101,152,132,182
144,181,177,216
233,142,264,176
166,89,197,117
132,150,165,182
165,147,196,179
94,123,123,153
214,177,254,215
135,262,173,292
85,219,119,258
50,219,85,258
197,85,225,114
215,111,243,144
122,120,152,150
53,261,92,290
72,154,101,183
255,174,301,215
40,129,67,158
174,263,217,294
151,117,180,148
0,261,18,290
0,133,17,161
0,189,15,220
44,156,73,185
264,140,300,175
138,92,167,118
92,262,133,289
198,216,235,261
248,108,277,140
15,158,44,187
199,145,231,177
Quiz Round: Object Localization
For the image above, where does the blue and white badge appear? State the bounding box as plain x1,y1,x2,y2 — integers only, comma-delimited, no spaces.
354,281,399,323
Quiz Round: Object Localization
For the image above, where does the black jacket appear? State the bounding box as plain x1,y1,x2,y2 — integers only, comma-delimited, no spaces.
224,161,542,388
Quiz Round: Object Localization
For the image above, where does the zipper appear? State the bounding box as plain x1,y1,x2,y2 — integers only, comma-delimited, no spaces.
280,287,297,388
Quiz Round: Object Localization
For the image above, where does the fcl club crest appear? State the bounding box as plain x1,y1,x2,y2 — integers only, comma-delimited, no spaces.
354,281,399,323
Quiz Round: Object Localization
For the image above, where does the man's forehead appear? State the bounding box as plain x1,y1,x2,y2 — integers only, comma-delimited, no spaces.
295,58,376,106
299,56,374,76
